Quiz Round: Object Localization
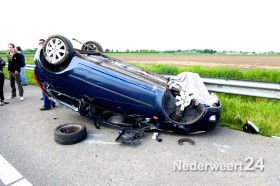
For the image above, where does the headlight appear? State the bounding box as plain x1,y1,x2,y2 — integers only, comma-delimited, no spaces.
209,115,216,122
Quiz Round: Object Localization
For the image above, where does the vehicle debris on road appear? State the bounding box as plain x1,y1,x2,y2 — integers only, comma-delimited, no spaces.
178,138,195,145
242,121,259,134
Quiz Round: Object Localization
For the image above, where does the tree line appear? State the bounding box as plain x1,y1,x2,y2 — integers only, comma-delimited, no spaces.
1,48,279,55
104,49,218,54
0,48,218,54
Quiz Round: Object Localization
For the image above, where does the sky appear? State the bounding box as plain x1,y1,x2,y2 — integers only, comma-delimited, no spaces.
1,0,280,52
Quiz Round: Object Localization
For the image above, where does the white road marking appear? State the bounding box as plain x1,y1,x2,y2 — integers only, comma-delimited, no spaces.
11,179,32,186
0,155,32,186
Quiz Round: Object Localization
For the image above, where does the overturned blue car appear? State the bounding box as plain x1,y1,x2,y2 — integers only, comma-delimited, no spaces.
34,35,221,143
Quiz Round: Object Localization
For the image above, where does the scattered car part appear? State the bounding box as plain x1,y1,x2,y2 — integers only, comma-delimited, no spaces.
54,123,87,145
178,138,195,145
156,138,163,142
151,132,162,142
152,132,159,140
34,34,222,136
115,128,144,145
242,121,259,134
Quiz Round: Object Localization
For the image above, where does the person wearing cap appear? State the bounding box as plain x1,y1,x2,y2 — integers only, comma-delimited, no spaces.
34,39,55,111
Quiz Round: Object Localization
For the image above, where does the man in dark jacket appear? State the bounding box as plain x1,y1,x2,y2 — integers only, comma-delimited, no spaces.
7,43,24,101
0,57,9,105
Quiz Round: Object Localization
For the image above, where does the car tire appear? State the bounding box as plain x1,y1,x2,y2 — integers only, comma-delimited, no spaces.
44,35,75,65
81,41,103,53
54,123,87,145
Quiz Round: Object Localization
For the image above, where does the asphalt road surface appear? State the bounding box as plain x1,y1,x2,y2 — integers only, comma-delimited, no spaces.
0,81,279,186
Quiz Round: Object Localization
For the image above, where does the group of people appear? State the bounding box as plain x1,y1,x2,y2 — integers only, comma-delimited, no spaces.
0,43,27,106
0,39,55,111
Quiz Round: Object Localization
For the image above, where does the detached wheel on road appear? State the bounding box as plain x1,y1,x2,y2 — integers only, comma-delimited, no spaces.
44,35,74,65
54,123,87,145
81,41,103,53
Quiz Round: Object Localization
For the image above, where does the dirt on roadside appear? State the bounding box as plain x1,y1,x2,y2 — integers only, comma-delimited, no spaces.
111,55,280,69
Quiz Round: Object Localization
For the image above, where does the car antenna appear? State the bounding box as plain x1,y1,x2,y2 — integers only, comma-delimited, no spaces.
72,38,95,50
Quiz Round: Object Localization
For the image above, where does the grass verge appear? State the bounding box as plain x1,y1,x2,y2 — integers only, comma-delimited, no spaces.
218,93,280,137
134,63,280,82
2,68,37,85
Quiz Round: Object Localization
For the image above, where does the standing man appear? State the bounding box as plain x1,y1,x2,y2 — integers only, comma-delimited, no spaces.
34,39,45,63
16,46,28,86
7,43,24,101
34,39,55,111
0,57,9,105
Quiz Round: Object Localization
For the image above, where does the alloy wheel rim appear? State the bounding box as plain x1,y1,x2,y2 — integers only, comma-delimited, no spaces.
45,38,66,64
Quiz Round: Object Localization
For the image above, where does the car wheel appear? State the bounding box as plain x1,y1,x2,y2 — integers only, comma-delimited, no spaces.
81,41,103,53
54,123,87,145
44,35,74,65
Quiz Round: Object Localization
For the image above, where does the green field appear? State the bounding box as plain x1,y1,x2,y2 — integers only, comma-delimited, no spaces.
1,54,279,137
1,52,280,65
0,53,35,64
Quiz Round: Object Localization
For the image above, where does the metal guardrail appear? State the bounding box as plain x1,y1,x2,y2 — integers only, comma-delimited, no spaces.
25,64,35,70
201,77,280,99
26,64,280,99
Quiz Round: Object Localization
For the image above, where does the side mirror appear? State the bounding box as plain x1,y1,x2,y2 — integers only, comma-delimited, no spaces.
242,121,259,134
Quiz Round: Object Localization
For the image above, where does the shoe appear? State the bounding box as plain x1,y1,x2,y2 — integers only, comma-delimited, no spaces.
40,98,43,100
20,97,24,101
2,100,9,104
22,84,28,86
52,102,56,108
7,96,16,99
40,106,51,111
0,102,3,106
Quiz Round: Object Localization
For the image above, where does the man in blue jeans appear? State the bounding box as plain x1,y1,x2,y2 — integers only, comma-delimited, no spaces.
16,46,28,86
41,92,54,110
34,39,55,111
